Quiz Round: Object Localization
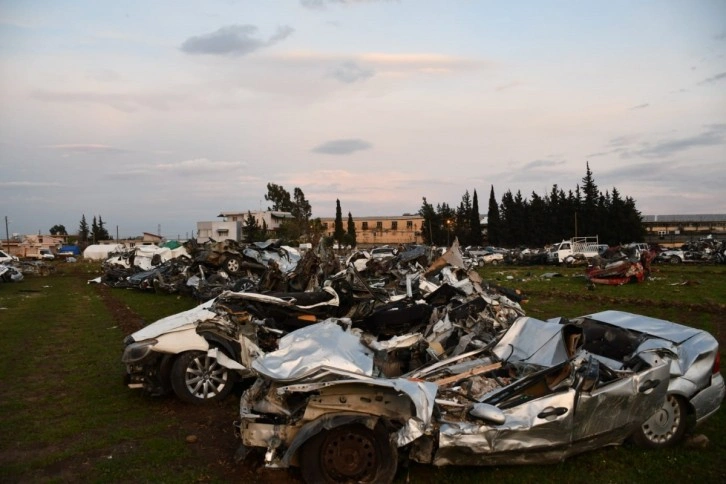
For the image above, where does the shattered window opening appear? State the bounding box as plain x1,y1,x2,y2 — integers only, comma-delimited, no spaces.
376,221,383,230
407,221,413,229
391,221,398,230
362,222,369,230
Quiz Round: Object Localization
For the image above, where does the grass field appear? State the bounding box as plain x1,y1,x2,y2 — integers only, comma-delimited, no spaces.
0,261,724,483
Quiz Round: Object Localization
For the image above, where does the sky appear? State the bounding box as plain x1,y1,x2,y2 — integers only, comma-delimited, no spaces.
1,0,725,239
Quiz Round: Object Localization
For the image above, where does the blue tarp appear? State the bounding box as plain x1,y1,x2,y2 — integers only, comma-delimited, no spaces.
60,245,81,255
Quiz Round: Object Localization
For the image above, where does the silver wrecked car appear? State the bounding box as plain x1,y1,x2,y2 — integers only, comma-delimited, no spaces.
236,312,708,483
568,310,724,447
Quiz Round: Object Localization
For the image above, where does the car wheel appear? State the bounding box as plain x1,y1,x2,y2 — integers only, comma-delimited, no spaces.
223,255,243,274
300,423,397,484
669,255,682,265
632,394,688,448
170,350,234,404
478,259,485,267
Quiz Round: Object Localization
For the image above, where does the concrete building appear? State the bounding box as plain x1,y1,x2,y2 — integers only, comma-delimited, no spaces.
318,215,425,247
197,210,295,242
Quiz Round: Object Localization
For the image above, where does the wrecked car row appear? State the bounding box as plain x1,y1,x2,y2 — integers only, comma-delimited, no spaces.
0,259,56,283
120,240,723,482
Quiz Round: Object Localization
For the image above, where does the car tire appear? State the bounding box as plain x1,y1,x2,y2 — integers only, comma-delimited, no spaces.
170,350,235,404
223,255,243,274
300,423,397,484
632,394,688,448
669,256,682,265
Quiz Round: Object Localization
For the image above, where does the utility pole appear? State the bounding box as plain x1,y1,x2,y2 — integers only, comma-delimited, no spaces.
4,216,9,251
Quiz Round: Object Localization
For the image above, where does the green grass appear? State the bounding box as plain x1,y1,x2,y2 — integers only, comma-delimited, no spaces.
0,264,216,482
0,261,724,483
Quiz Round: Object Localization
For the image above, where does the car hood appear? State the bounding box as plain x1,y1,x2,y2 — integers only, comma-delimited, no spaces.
130,299,217,341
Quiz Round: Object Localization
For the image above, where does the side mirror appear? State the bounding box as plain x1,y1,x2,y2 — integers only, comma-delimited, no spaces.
469,403,506,425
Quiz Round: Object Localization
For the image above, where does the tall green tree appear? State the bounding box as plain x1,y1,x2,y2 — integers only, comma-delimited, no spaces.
455,190,472,246
579,162,599,237
418,197,440,245
292,188,312,224
346,212,357,248
244,211,261,242
487,186,501,245
333,199,345,246
470,190,483,246
97,215,111,240
91,216,99,243
78,215,89,243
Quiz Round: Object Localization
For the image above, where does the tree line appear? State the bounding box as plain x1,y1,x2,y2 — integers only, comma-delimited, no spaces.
419,163,645,248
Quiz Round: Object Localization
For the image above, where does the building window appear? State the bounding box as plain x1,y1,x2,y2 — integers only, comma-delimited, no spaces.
217,229,229,236
406,220,413,229
391,221,398,230
323,222,329,229
362,222,369,230
376,221,383,230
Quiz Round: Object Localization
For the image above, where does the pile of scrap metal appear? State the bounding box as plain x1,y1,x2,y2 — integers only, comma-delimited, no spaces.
121,240,526,403
0,260,55,282
586,248,655,285
235,310,723,483
655,237,726,265
0,263,24,282
100,240,336,300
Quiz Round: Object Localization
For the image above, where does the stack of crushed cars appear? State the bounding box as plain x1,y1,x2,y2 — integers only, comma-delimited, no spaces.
121,239,526,403
585,244,655,285
1,260,55,283
100,239,332,300
655,237,726,265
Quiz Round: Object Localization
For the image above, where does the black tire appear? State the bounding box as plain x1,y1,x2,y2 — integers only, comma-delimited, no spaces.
170,350,234,404
632,394,688,448
223,255,243,275
669,256,682,265
300,423,397,484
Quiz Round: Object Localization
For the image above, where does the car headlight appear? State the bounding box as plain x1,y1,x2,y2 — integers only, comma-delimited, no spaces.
122,338,158,363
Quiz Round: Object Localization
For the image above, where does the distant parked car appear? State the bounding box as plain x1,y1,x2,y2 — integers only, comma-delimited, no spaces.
39,248,55,260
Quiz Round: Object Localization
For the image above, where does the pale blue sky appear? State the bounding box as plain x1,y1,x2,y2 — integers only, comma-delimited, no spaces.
1,0,725,238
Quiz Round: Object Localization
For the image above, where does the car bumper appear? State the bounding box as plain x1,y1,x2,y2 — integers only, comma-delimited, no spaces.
691,373,725,424
123,352,173,396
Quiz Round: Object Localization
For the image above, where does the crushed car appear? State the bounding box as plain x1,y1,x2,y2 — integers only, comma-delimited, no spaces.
233,308,722,482
569,310,724,447
585,248,654,285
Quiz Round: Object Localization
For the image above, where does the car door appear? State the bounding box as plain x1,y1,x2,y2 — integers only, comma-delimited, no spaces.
491,388,577,453
572,359,670,445
434,388,577,466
